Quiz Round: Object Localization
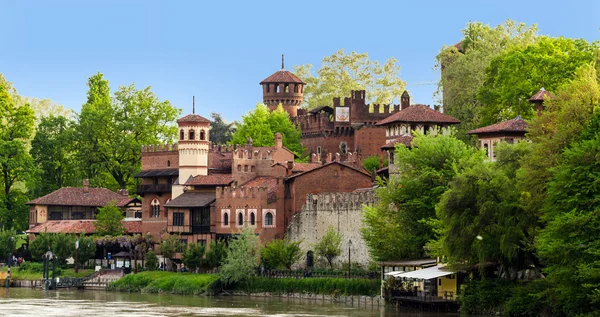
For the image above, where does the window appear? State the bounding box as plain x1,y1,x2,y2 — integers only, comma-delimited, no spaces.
506,138,514,144
244,165,248,172
177,239,187,253
265,212,273,226
266,84,270,93
200,130,205,140
250,212,255,225
285,84,289,93
223,212,229,226
151,199,160,218
173,212,184,226
237,165,241,172
180,129,184,140
72,212,84,220
189,129,195,140
251,166,255,172
317,146,321,155
238,212,244,226
167,160,171,167
340,142,347,154
49,212,62,220
276,85,280,93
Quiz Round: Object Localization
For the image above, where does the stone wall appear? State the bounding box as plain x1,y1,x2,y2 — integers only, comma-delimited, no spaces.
286,191,377,268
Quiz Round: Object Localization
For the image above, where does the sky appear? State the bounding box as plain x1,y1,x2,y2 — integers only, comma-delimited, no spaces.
1,0,599,122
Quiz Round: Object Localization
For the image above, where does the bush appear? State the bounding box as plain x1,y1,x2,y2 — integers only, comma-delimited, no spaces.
233,277,380,296
107,271,220,295
457,279,515,315
145,250,158,271
18,261,63,276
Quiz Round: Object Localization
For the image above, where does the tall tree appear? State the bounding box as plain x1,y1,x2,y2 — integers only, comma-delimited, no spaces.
231,104,303,156
95,202,125,237
205,240,228,269
209,112,236,144
159,233,183,271
220,226,261,286
362,132,481,261
314,226,342,269
261,238,302,270
74,73,181,189
31,115,79,197
294,49,406,109
435,20,538,143
182,242,206,273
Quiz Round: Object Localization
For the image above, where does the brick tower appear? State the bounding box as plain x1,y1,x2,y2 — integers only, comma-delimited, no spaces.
260,54,305,117
172,112,210,198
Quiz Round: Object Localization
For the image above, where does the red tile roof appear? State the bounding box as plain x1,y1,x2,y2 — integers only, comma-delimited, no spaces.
117,197,140,207
185,173,234,186
260,70,305,84
241,176,278,190
209,152,233,170
468,117,528,135
381,135,414,149
177,114,211,124
376,105,460,126
286,161,371,180
292,162,322,173
26,220,142,234
26,187,128,207
529,87,551,102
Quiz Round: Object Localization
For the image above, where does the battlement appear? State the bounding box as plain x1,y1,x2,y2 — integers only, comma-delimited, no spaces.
309,150,361,167
141,144,178,153
234,148,274,160
301,191,377,212
216,185,269,200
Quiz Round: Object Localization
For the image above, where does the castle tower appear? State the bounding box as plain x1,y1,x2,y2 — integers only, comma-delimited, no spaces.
260,54,305,118
173,113,211,198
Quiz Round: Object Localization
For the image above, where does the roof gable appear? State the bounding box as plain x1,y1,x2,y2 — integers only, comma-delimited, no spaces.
27,187,127,207
286,161,370,180
468,117,528,135
260,70,305,84
376,105,460,126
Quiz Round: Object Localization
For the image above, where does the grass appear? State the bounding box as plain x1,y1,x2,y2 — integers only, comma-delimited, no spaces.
107,271,221,295
0,264,94,280
233,277,381,296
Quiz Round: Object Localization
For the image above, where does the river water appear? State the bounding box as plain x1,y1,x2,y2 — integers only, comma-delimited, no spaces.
0,288,456,317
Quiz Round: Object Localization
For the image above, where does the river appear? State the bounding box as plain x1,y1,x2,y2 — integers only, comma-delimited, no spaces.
0,288,456,317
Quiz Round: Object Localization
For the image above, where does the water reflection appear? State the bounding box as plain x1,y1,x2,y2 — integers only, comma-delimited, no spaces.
0,288,455,317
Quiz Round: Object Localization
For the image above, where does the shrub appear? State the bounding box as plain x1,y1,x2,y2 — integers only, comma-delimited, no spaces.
145,250,158,271
107,271,220,295
232,277,380,296
457,279,515,315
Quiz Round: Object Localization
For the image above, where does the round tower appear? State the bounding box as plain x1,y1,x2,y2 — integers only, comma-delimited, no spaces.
176,113,211,187
260,54,305,117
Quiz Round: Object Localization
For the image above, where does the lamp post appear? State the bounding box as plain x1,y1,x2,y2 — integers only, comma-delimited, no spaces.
75,240,80,273
347,239,352,279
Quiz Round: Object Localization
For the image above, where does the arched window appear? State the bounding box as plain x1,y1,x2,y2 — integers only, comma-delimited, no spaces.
167,160,171,167
179,130,184,140
237,165,241,172
200,130,205,140
265,212,273,226
251,166,255,172
250,212,255,225
340,142,347,154
285,84,289,93
223,212,229,226
189,129,195,140
151,199,160,218
238,212,244,226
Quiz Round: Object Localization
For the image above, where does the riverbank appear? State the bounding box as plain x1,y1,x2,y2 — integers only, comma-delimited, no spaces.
0,265,94,280
107,271,221,295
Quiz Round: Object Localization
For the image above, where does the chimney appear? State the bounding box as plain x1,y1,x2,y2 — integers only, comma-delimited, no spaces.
401,90,410,110
118,189,129,197
326,153,332,163
333,97,341,108
274,132,283,149
286,161,294,176
83,179,89,193
434,105,440,112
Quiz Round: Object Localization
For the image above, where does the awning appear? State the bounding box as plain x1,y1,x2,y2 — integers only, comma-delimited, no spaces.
134,169,179,178
165,192,216,208
394,265,455,280
384,271,405,276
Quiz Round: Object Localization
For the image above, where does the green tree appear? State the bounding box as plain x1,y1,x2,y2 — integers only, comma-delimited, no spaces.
31,115,79,197
261,238,302,270
205,240,227,269
95,202,125,236
75,235,97,267
209,112,236,144
220,226,261,285
159,233,183,271
435,20,538,143
29,232,53,261
0,228,16,261
478,37,599,125
294,49,406,109
314,226,342,269
362,155,386,173
362,132,481,261
51,233,76,267
145,250,159,271
74,73,181,189
231,104,303,156
182,242,206,273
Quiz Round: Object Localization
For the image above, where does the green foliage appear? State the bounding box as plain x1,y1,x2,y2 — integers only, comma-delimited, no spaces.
159,233,183,263
231,104,303,156
478,37,599,125
436,20,538,143
51,233,76,267
362,155,385,173
0,228,16,260
209,112,236,144
362,132,481,261
76,236,97,266
294,49,406,109
74,72,181,189
107,271,220,295
145,250,159,271
95,202,125,236
182,242,205,272
204,240,227,269
220,226,261,285
457,279,515,315
234,277,380,296
29,232,53,261
261,238,302,270
314,226,342,269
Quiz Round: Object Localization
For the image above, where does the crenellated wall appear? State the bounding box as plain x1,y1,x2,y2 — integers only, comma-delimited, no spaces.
286,191,377,268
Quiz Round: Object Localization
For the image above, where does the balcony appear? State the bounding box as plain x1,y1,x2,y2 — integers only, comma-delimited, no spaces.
136,184,172,195
167,224,211,234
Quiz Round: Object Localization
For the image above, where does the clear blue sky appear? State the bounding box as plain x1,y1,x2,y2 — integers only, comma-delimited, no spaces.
1,0,598,122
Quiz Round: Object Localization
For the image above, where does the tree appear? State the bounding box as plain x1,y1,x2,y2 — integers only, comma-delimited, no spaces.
95,202,125,236
145,250,159,271
159,233,183,271
362,155,387,173
209,113,236,144
205,240,227,269
75,235,97,267
362,132,481,261
29,232,53,261
261,238,302,270
51,233,76,267
74,73,181,189
220,226,261,285
294,49,406,109
435,20,538,143
230,104,303,156
0,228,16,261
314,226,342,269
30,115,79,197
182,242,206,273
478,37,599,126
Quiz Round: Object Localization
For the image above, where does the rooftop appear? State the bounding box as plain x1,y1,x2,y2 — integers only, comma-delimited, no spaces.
27,220,142,234
376,105,460,126
468,117,528,135
381,135,414,149
529,87,551,102
26,187,128,207
165,191,216,208
260,70,305,85
185,173,234,186
177,114,211,124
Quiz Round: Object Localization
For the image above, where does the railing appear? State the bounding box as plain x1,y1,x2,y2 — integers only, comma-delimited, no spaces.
136,184,172,194
167,224,210,234
259,269,379,280
168,225,191,233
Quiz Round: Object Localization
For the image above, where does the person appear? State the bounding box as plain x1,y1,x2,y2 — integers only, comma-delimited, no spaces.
17,257,22,267
159,263,164,271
